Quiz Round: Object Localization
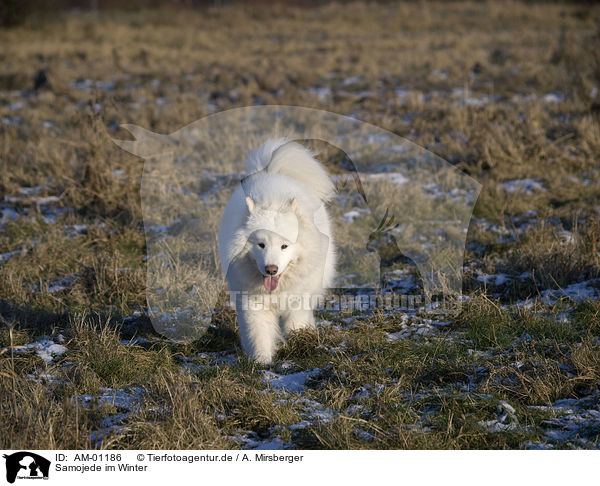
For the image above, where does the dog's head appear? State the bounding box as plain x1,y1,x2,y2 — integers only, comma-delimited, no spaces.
245,197,300,291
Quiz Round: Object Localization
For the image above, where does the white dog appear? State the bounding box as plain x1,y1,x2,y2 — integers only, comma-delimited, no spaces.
218,139,336,364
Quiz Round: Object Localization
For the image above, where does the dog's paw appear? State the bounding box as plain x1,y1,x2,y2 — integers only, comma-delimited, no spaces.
253,354,273,366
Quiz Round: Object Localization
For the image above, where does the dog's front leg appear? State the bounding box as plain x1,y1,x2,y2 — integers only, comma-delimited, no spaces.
281,308,316,337
237,308,281,365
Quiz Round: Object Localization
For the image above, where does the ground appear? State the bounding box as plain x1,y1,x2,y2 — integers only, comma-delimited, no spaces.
1,1,600,449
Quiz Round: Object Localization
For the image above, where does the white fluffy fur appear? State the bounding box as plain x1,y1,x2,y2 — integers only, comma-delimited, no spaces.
218,139,336,364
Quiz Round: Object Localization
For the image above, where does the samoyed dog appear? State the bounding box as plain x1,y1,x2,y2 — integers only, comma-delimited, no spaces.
218,139,336,364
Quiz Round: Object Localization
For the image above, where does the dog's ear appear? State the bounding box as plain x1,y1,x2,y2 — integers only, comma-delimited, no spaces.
245,197,255,214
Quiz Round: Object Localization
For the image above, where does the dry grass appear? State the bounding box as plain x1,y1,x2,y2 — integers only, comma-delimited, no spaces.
66,314,174,393
508,217,600,291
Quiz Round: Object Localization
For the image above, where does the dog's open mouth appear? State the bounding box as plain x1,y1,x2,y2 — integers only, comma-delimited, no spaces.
263,275,280,291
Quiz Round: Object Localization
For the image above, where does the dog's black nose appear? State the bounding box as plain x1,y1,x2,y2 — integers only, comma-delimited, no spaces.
265,265,278,275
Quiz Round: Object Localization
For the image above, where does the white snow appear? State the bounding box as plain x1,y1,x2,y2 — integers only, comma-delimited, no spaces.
232,431,293,450
1,116,23,125
499,178,545,195
26,372,62,384
527,392,600,447
0,248,25,263
0,208,19,224
34,196,62,205
385,316,443,341
46,274,78,293
307,86,331,101
78,386,144,410
251,437,287,450
342,76,362,86
430,69,448,80
147,224,169,233
394,88,412,99
477,273,511,286
364,172,409,186
543,92,564,103
461,95,493,106
380,144,407,154
295,398,336,423
541,279,600,304
342,208,369,222
262,369,321,393
352,383,384,399
288,420,311,430
18,338,68,364
354,428,375,441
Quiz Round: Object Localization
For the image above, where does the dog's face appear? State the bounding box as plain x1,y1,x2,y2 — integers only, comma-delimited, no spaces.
247,229,298,291
244,197,300,291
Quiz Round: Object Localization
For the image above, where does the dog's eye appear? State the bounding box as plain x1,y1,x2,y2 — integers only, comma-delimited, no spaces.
281,244,288,250
258,243,265,249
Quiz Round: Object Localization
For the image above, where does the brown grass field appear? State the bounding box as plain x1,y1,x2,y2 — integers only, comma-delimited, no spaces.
1,1,600,450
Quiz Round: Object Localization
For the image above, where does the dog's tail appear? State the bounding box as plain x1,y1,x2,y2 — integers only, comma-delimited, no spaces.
245,138,335,203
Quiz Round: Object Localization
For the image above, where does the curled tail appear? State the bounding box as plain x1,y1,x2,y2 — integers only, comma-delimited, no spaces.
245,138,335,203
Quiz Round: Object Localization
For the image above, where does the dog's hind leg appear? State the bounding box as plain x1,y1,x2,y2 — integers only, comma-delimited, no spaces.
238,308,281,365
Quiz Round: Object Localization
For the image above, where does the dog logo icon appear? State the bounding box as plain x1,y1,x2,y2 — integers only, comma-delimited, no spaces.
113,105,481,342
3,452,51,483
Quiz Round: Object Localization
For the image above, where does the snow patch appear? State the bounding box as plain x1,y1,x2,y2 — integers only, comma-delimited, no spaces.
18,338,68,364
262,369,321,393
500,178,545,195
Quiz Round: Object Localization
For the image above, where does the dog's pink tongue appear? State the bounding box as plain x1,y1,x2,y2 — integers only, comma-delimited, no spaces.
264,275,279,291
